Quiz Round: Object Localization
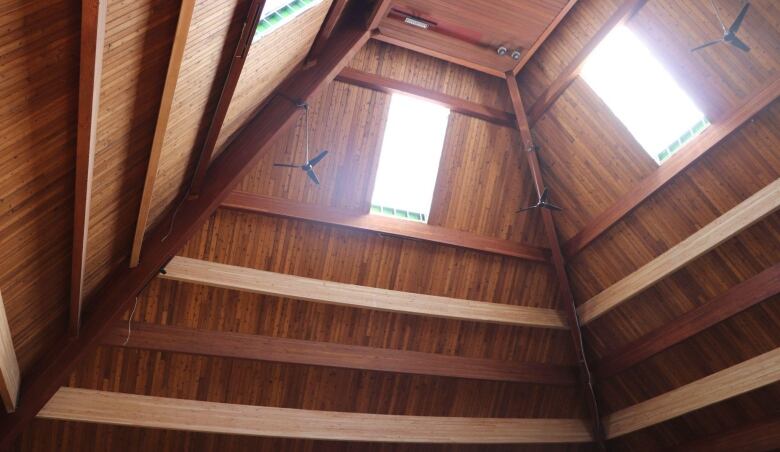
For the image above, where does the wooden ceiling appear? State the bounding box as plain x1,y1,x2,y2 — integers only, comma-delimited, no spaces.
0,0,779,450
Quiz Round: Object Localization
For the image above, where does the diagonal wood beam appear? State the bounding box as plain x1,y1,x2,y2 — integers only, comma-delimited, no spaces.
562,78,780,258
366,0,393,30
161,256,569,329
577,177,780,325
103,322,577,385
510,0,578,76
129,0,197,267
595,263,780,379
336,67,516,127
222,192,550,262
603,347,780,439
671,415,780,452
307,0,348,60
189,0,266,196
0,291,19,413
525,0,647,126
70,0,108,336
506,74,605,447
40,387,594,443
0,19,372,448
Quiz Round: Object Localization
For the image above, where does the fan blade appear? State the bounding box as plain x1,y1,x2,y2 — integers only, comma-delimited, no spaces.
729,2,750,34
308,150,329,167
539,187,549,203
729,35,750,52
306,168,320,185
273,163,299,168
516,205,537,213
690,39,722,52
543,203,563,212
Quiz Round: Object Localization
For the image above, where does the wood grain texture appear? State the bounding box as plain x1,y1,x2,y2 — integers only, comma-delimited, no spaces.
366,0,393,30
578,177,780,324
70,0,107,336
511,0,579,75
603,347,780,439
671,415,780,452
39,388,593,444
0,291,19,412
161,256,568,329
222,192,549,262
130,0,196,267
307,0,348,59
103,322,577,385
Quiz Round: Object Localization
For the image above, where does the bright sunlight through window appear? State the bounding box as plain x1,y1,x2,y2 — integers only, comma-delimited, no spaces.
255,0,323,39
581,25,709,164
370,94,450,223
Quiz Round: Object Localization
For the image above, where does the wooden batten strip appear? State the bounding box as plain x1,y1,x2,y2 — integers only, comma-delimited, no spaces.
603,347,780,439
39,388,593,443
161,256,569,329
221,192,550,262
103,323,577,385
129,0,196,267
0,291,19,413
578,178,780,324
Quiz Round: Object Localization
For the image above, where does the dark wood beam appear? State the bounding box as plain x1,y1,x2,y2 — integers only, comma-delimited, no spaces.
188,0,266,196
222,192,551,263
525,0,647,126
510,0,578,75
366,0,393,30
671,416,780,452
70,0,108,336
506,74,605,447
336,67,516,127
594,263,780,379
307,0,348,60
0,20,372,449
104,322,577,385
562,78,780,258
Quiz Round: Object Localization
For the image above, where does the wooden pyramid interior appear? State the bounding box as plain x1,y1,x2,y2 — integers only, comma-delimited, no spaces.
1,0,779,450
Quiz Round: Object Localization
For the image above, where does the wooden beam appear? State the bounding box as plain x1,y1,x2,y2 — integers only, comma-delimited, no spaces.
577,178,780,325
595,264,780,379
103,322,577,385
562,78,780,258
70,0,108,336
307,0,348,59
525,0,647,126
336,67,516,127
0,291,19,413
672,416,780,452
222,192,550,262
39,387,593,443
372,32,506,78
161,256,569,329
511,0,578,75
366,0,392,30
129,0,196,267
603,347,780,439
0,21,371,448
505,74,605,445
189,0,266,196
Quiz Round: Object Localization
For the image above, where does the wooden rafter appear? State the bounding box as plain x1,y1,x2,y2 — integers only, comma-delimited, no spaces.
129,0,196,267
0,291,19,413
336,67,516,127
0,20,372,448
307,0,348,59
70,0,108,336
525,0,648,126
189,0,266,196
510,0,579,75
40,387,594,443
366,0,393,30
603,347,780,439
505,74,605,446
104,322,577,385
577,177,780,325
222,192,550,262
161,256,569,329
595,263,780,379
672,415,780,452
562,78,780,258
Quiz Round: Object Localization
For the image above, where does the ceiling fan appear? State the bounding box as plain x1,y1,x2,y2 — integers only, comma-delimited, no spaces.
691,0,751,53
273,98,329,185
517,187,562,213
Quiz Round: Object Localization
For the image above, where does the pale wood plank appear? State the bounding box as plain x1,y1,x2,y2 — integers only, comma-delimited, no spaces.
0,291,19,412
129,0,196,267
603,347,780,439
40,387,593,443
161,256,569,329
578,177,780,324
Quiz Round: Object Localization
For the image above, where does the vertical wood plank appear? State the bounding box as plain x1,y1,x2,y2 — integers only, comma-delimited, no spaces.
0,291,19,413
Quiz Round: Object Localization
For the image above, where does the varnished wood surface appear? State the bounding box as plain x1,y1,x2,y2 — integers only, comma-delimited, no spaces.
511,0,579,75
672,416,780,452
0,291,19,412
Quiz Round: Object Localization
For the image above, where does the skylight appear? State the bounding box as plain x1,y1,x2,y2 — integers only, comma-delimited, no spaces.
580,25,709,164
370,94,450,223
255,0,323,39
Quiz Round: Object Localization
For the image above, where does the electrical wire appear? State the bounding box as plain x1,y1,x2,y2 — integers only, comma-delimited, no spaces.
122,296,141,346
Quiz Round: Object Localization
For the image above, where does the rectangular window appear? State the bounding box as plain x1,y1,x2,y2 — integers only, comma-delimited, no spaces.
581,25,709,164
371,94,450,223
255,0,323,40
